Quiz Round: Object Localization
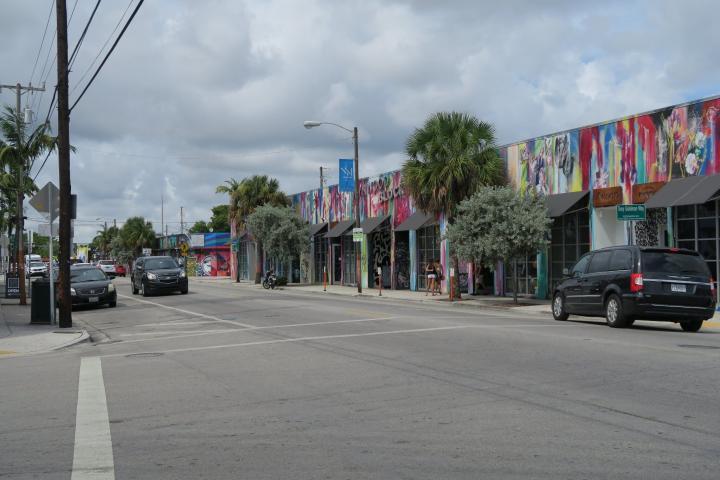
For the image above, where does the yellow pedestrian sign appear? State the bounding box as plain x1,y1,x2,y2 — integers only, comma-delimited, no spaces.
180,242,189,256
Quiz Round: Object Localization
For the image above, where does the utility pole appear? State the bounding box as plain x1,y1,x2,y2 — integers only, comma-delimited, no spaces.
180,206,184,235
160,193,164,238
56,0,72,328
0,81,45,306
353,127,361,294
113,218,116,229
103,221,107,258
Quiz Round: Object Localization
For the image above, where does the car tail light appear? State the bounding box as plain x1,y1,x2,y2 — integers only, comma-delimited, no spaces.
630,273,644,292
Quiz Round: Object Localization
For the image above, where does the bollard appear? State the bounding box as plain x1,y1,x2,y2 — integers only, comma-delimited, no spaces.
449,267,455,301
323,266,327,292
377,266,382,296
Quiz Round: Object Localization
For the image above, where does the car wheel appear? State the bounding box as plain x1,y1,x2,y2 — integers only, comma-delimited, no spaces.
180,286,188,294
552,292,569,321
131,279,138,295
680,318,703,332
605,294,630,328
109,300,117,308
141,281,150,297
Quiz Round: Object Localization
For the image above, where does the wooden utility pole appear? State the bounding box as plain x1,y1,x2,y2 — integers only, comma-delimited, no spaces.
56,0,72,328
0,81,45,305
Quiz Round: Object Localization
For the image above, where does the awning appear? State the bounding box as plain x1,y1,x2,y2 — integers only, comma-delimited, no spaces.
361,215,390,234
308,222,328,236
325,219,355,238
545,190,589,217
395,211,435,232
645,175,720,208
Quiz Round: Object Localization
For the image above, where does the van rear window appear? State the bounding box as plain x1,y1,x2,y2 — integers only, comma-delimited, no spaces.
641,251,709,276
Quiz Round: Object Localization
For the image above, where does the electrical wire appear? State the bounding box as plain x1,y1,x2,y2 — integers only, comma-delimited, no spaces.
29,0,55,86
69,0,103,70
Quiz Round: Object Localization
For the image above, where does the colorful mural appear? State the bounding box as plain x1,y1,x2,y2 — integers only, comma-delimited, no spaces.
292,170,413,227
502,97,720,203
193,249,230,277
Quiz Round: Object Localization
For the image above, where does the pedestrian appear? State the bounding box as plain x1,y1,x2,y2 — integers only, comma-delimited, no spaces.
425,260,436,296
435,260,443,295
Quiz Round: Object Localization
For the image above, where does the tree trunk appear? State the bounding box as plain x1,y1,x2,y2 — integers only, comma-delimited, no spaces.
452,254,461,300
512,258,518,304
255,241,263,284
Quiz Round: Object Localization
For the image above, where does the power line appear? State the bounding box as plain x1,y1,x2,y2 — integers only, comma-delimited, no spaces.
70,0,135,96
29,0,55,85
69,0,103,70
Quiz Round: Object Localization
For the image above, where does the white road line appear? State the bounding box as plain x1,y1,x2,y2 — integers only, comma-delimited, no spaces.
120,329,239,337
101,323,568,358
135,320,220,327
109,316,396,346
118,294,256,328
72,357,114,480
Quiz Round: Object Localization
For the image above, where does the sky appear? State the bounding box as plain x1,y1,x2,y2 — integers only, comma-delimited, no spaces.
1,0,719,243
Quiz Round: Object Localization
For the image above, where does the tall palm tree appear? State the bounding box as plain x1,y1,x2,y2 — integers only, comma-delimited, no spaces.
0,106,56,305
401,111,505,299
120,216,156,258
92,226,119,259
219,175,288,283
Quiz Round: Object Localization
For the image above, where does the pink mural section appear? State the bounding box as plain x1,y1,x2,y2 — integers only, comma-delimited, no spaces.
292,170,412,227
192,248,230,277
502,97,720,202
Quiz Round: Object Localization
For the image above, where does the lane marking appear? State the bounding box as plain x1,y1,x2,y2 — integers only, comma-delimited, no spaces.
118,294,256,328
121,329,239,337
105,316,396,346
72,357,114,479
101,323,569,358
135,320,220,327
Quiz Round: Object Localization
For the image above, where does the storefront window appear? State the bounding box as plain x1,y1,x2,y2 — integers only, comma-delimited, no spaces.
342,235,356,285
549,209,590,290
504,255,538,295
417,224,440,290
238,241,249,280
673,201,720,288
313,235,327,283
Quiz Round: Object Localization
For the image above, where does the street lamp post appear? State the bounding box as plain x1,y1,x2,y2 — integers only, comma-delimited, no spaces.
304,121,362,294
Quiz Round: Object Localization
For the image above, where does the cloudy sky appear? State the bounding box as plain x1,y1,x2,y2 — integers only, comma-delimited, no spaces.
2,0,719,242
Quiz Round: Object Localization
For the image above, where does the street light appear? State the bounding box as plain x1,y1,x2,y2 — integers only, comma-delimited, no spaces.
304,120,361,294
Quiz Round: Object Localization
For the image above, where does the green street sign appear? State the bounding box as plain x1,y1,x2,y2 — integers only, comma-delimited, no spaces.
352,227,363,243
617,204,646,221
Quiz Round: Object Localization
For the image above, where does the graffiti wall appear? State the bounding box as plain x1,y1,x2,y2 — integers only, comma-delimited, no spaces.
291,170,413,228
192,248,230,277
502,97,720,202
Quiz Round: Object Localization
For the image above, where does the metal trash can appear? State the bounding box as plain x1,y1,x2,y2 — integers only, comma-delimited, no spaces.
30,279,53,324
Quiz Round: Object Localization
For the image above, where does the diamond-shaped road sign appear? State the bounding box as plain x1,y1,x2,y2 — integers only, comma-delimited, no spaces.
29,182,60,222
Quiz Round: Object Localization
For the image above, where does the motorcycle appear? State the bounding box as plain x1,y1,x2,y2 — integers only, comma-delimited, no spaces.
262,271,277,290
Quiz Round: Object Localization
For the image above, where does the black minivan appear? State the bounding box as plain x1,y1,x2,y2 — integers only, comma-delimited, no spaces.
552,247,716,331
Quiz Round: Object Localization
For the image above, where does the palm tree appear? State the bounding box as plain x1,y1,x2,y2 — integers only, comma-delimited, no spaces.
218,175,288,283
120,217,156,258
401,112,505,299
92,226,119,259
0,106,56,305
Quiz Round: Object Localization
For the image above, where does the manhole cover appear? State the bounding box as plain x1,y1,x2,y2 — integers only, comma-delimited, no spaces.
125,352,165,358
677,344,720,350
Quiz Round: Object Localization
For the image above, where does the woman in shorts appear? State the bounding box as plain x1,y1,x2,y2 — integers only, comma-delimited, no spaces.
425,260,437,296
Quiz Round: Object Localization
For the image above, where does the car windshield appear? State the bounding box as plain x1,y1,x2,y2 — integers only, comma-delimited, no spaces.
641,251,709,276
70,268,107,282
30,262,45,268
144,258,178,270
99,261,114,265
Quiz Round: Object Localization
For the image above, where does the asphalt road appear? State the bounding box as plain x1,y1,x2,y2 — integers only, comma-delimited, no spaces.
2,277,720,479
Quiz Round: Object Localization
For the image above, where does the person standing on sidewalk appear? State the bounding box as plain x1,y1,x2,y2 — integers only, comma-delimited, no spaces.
434,260,444,295
425,261,437,296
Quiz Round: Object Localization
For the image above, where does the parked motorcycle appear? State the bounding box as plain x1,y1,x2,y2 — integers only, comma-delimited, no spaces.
262,270,277,290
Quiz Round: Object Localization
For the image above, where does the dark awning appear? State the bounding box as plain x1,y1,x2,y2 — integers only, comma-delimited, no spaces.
395,211,434,232
645,175,720,208
545,190,589,217
308,222,328,236
360,215,390,234
325,219,355,238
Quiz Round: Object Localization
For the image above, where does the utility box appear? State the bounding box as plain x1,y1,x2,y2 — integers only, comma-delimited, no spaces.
30,280,52,324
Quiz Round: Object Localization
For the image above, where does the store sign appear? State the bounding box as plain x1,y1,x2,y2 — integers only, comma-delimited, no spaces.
339,159,354,192
617,204,646,221
593,186,623,208
352,227,363,242
5,272,19,299
632,181,665,204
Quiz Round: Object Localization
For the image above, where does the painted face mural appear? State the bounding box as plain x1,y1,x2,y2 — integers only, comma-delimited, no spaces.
501,98,720,203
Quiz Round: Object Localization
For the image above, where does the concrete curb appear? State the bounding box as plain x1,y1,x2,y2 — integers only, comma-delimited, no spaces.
51,329,91,351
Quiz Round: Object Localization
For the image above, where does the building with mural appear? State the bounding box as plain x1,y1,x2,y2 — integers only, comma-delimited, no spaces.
500,94,720,298
188,232,231,277
231,95,720,298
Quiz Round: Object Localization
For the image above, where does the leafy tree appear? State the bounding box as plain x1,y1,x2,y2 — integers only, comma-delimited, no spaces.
119,216,156,258
217,175,289,282
246,205,309,271
188,220,209,233
0,106,56,304
445,186,552,303
31,234,59,259
209,204,230,232
91,226,119,258
401,111,504,298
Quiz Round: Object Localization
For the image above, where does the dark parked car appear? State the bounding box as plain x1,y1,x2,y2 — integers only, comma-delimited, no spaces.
70,265,117,308
131,256,188,296
552,246,716,332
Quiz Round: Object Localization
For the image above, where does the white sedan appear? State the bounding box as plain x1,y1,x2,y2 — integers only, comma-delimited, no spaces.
96,260,117,277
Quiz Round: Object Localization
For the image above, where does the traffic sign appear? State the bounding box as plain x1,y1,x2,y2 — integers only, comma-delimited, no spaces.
29,182,60,221
180,242,189,256
352,227,363,242
617,204,646,221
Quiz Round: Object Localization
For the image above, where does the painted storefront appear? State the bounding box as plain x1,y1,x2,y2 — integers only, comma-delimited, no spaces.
188,232,231,277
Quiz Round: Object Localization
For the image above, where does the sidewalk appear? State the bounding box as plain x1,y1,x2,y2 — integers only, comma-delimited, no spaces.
0,283,89,358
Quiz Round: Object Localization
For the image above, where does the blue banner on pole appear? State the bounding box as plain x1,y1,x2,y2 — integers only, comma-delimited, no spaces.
339,158,354,192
